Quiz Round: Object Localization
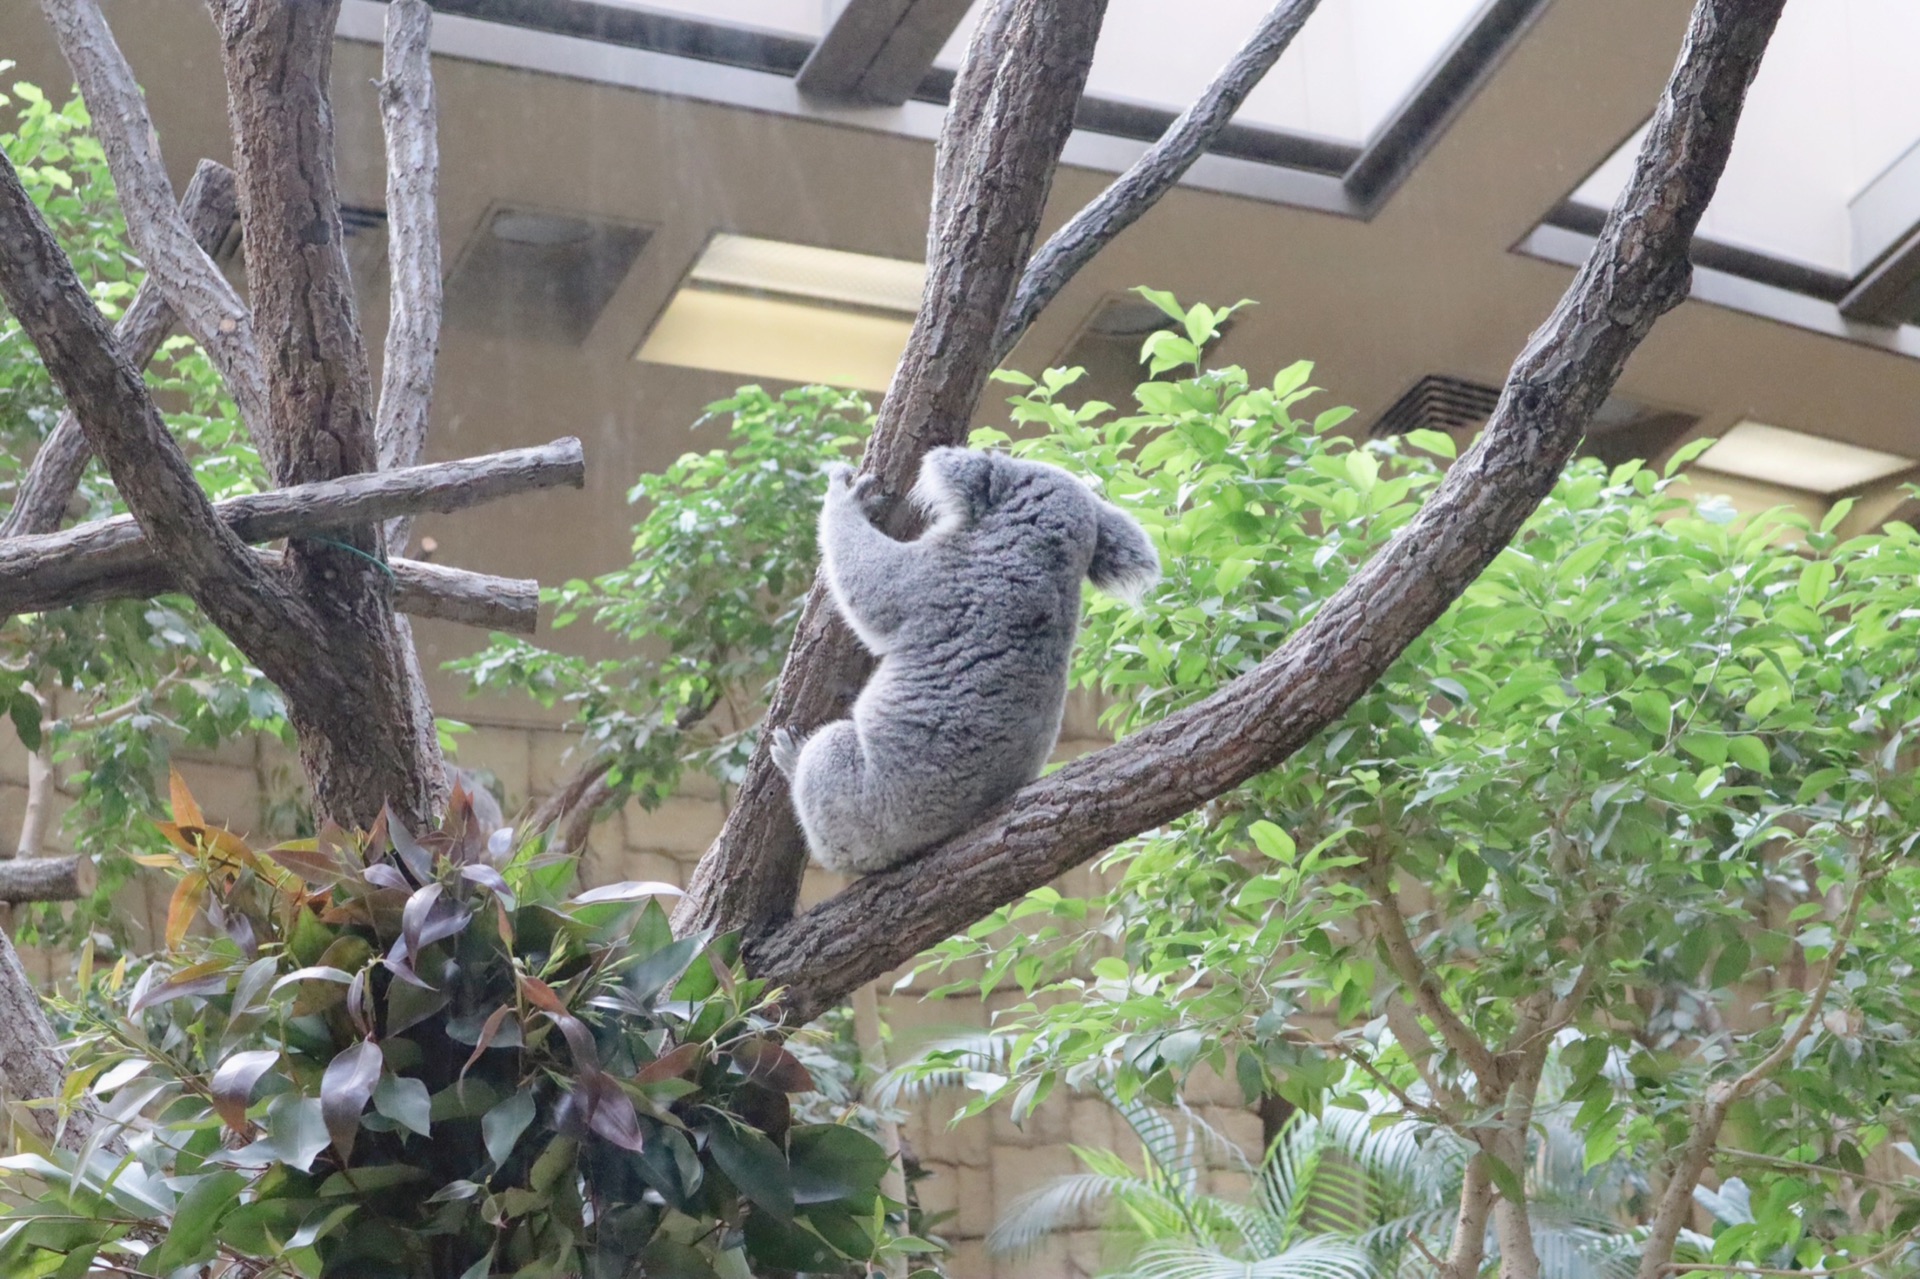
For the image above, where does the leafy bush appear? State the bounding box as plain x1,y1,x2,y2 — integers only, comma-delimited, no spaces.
0,779,930,1278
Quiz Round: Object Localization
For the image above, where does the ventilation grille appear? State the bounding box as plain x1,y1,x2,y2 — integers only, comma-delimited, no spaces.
1371,375,1501,438
444,206,650,347
340,203,389,290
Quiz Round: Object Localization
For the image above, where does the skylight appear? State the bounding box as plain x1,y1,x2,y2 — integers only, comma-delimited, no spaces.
1565,0,1920,277
1691,421,1914,495
934,0,1489,146
592,0,827,40
636,234,924,392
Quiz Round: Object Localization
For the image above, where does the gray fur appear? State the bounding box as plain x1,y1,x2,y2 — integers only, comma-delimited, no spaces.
775,447,1160,875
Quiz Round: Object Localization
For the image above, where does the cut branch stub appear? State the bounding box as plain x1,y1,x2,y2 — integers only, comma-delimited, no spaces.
0,438,584,617
1,159,241,541
676,0,1112,942
0,857,90,905
745,0,1790,1024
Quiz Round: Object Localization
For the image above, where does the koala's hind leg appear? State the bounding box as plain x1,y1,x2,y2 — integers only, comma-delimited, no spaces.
788,721,898,875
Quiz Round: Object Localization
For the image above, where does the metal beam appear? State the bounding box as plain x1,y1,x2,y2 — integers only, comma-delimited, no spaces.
796,0,971,105
1840,139,1920,326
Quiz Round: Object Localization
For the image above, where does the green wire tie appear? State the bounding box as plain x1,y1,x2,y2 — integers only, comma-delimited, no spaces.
308,536,398,581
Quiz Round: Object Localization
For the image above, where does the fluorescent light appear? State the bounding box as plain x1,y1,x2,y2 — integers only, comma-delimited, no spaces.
636,289,911,392
1691,421,1914,495
688,234,924,315
636,235,924,390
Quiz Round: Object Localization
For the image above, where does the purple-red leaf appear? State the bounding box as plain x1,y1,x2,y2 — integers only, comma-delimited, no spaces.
130,959,232,1013
581,1072,646,1152
543,1010,602,1075
362,862,410,892
210,1050,280,1135
320,1041,383,1164
458,863,514,908
732,1038,815,1094
634,1041,704,1086
459,1005,520,1086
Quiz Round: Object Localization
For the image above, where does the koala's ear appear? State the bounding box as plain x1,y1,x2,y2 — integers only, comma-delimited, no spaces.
1088,499,1160,604
912,447,988,534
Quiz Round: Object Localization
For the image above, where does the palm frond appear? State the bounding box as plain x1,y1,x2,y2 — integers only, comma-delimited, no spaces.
1116,1237,1377,1279
872,1029,1015,1107
986,1170,1151,1257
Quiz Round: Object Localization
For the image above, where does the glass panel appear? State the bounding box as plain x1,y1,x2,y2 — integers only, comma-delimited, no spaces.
593,0,830,40
936,0,1488,146
1567,0,1920,276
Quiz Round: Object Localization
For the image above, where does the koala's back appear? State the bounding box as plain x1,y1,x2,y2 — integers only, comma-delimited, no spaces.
856,466,1097,817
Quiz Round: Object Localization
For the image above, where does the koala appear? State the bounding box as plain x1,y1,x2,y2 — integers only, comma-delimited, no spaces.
770,447,1159,875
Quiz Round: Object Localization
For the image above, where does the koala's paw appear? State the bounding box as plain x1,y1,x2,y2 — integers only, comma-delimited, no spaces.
822,462,856,490
769,726,803,778
849,472,885,515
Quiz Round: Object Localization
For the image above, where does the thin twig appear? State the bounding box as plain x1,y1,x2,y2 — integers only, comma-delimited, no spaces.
994,0,1322,360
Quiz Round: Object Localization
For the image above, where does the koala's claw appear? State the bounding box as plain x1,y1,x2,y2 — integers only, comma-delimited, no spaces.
850,473,884,512
769,726,802,778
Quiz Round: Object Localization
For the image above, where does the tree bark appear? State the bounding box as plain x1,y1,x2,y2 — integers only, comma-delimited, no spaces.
0,438,582,615
0,159,239,541
0,857,88,904
208,0,447,828
743,0,1790,1024
676,0,1112,941
19,551,540,635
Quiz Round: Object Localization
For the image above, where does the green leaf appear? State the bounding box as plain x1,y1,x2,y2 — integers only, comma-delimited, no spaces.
1629,690,1673,737
1726,735,1770,776
146,1170,245,1273
1663,435,1716,477
373,1074,432,1138
1403,427,1456,459
706,1116,794,1224
1247,820,1296,862
483,1089,537,1169
788,1125,892,1205
1131,285,1185,323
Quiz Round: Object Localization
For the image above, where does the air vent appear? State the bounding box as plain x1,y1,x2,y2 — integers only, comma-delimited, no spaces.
445,206,651,346
1371,375,1501,438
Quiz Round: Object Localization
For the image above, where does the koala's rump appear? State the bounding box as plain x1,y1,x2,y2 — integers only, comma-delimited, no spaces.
853,609,1075,819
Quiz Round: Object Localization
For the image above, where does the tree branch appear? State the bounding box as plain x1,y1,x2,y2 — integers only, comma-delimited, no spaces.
209,0,448,829
1441,1152,1495,1279
0,438,584,615
0,160,239,541
38,0,273,460
1361,863,1502,1088
677,0,1112,940
0,147,314,656
744,0,1789,1024
375,0,441,551
0,856,88,904
15,551,540,635
1637,867,1871,1279
993,0,1322,361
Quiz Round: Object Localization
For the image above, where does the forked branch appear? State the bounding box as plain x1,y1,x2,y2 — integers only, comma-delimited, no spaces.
746,0,1790,1023
0,160,240,541
38,0,273,458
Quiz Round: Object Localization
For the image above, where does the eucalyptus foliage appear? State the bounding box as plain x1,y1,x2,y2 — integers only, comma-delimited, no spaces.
0,778,931,1278
0,77,286,944
908,290,1920,1275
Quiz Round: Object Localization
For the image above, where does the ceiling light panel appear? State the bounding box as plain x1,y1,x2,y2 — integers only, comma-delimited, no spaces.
688,234,925,314
637,290,911,392
1691,420,1915,494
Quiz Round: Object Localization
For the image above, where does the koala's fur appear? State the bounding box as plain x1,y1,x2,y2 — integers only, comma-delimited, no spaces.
771,447,1160,875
